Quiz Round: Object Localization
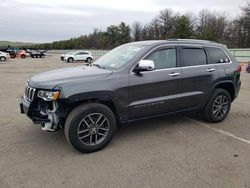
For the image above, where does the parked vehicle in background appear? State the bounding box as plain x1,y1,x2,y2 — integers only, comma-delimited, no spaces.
20,39,241,153
26,49,46,58
246,63,250,73
63,51,93,63
1,48,26,58
61,52,74,61
0,51,10,61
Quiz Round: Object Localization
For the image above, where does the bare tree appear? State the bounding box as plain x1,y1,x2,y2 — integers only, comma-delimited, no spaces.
196,10,228,41
149,18,161,39
157,8,179,39
131,21,143,41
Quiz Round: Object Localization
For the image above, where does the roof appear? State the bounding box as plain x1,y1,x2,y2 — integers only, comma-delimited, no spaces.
129,39,225,48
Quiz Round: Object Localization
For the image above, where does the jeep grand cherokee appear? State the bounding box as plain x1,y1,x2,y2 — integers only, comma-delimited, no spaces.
20,39,241,153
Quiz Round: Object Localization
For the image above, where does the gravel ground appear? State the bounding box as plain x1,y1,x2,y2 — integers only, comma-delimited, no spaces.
0,55,250,188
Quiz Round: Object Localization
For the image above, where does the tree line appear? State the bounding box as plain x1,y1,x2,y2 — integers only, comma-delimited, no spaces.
31,1,250,49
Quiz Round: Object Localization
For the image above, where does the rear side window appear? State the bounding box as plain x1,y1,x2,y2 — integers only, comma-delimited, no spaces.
182,48,207,66
206,47,230,64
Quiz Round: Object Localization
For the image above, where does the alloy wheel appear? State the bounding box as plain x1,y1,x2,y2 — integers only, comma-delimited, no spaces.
212,95,229,119
77,113,110,146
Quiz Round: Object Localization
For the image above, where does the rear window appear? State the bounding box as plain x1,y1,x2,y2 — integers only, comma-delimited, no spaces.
182,48,207,66
206,47,230,64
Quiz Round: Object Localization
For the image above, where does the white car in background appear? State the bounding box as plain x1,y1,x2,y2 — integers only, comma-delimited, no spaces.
0,51,10,62
63,51,94,63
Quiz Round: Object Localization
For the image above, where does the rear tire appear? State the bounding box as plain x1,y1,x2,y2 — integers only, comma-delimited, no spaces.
21,54,26,59
86,57,92,63
64,103,116,153
202,88,231,123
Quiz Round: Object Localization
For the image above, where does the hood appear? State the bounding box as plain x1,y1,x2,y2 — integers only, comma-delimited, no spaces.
28,65,112,89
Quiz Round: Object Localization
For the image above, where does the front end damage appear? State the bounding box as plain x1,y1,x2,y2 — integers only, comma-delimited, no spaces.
20,85,64,131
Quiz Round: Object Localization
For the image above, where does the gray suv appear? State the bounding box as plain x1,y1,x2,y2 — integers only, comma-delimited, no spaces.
20,39,241,153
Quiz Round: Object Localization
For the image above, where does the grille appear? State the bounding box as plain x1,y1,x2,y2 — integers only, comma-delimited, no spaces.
24,85,36,102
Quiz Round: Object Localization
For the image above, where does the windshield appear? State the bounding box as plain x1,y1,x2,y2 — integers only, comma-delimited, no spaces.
93,43,146,70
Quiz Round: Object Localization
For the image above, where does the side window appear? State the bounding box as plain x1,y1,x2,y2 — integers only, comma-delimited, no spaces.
147,48,176,70
182,48,207,66
206,47,230,64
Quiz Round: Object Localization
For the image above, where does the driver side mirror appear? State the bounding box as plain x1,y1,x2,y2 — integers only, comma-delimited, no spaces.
133,60,155,73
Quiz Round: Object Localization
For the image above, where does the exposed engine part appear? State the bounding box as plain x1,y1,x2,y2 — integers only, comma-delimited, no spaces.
40,101,59,131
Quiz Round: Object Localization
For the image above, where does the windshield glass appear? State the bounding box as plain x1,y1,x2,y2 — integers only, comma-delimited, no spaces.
93,43,146,70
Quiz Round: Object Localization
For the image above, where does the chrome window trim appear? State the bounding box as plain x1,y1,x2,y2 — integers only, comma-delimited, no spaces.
130,44,232,74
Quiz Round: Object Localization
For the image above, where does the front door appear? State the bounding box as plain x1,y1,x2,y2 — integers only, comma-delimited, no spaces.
129,46,184,119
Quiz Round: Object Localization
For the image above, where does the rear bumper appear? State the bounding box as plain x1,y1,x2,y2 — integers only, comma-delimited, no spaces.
235,80,241,99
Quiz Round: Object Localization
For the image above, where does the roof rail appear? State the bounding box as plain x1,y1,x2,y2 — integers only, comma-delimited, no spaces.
167,38,215,43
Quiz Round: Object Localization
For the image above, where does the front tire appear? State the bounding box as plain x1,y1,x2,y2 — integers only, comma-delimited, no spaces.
202,88,231,123
68,58,74,63
64,103,116,153
0,56,6,61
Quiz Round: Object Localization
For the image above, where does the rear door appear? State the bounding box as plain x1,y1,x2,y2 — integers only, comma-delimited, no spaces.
180,46,219,108
129,46,184,119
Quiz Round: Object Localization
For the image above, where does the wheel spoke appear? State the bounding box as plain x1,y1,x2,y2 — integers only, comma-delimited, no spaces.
97,131,105,136
98,118,107,128
79,133,91,139
90,134,93,145
83,119,91,128
215,109,220,116
96,114,103,125
78,129,89,134
88,115,95,124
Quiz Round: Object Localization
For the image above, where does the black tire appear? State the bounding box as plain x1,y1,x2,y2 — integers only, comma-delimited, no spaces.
64,103,116,153
202,88,231,123
68,58,74,63
21,54,26,59
86,57,92,63
0,56,6,62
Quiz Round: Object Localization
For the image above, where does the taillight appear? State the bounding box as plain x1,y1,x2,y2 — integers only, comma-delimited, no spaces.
236,64,242,73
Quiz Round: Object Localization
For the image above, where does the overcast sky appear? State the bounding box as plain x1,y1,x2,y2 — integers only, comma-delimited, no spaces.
0,0,247,43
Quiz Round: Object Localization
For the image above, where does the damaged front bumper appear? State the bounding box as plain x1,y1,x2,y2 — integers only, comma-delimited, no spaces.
20,96,61,131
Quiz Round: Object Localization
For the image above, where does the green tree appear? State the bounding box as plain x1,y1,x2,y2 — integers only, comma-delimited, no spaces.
105,25,120,48
174,15,193,38
118,22,131,44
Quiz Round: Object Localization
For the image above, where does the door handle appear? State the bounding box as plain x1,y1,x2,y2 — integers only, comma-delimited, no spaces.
206,68,215,72
169,72,180,76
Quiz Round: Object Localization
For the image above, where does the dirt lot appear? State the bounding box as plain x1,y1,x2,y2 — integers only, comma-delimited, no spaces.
0,55,250,188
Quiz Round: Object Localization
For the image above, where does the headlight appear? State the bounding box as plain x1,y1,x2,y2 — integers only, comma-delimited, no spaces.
37,90,60,101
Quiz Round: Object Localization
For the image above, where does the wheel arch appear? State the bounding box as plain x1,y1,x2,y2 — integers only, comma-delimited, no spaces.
61,93,121,125
213,81,235,101
200,80,235,110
